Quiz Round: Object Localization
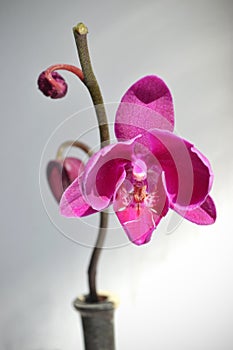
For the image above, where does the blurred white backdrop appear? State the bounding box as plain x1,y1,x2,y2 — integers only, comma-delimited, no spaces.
1,0,233,349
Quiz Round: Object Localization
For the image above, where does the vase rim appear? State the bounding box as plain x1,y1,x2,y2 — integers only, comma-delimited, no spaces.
73,291,119,312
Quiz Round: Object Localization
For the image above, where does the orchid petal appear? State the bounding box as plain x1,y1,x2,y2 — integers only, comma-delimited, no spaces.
115,75,174,141
60,176,97,217
83,139,138,211
147,129,213,209
172,195,216,224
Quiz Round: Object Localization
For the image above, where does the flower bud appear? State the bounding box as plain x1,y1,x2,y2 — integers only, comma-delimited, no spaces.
47,157,84,202
38,71,67,99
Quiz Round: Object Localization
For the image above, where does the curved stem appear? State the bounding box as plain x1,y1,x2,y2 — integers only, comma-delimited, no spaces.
86,211,108,302
56,140,92,160
45,64,84,91
73,23,110,147
73,22,110,302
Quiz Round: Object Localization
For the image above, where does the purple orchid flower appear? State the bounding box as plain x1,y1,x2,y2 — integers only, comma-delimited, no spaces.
60,76,216,245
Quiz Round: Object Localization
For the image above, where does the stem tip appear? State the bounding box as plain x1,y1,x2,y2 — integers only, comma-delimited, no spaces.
74,22,88,35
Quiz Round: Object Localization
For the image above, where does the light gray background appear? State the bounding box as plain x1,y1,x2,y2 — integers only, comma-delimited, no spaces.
1,0,233,349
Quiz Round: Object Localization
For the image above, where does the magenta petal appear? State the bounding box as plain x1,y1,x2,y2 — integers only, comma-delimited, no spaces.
115,75,174,141
60,176,97,217
172,195,216,224
116,206,164,245
147,129,213,209
83,139,137,211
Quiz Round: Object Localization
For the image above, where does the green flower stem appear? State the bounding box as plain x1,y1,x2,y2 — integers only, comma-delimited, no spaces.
73,23,110,303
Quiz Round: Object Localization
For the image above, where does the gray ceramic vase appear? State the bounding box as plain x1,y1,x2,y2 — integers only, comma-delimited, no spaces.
73,293,118,350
